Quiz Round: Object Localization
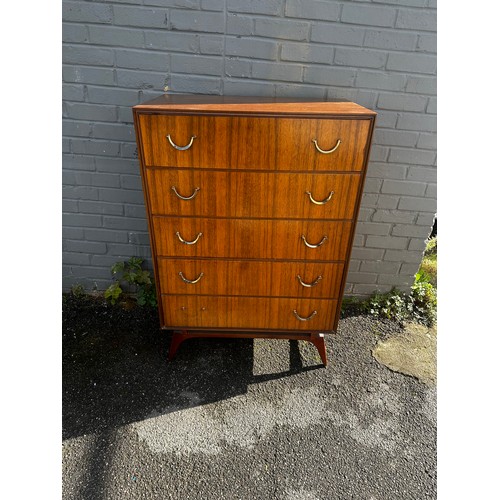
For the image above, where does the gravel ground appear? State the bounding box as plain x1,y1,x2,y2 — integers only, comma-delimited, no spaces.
62,296,436,500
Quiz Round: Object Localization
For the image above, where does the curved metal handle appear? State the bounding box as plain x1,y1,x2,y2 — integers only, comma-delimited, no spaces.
312,138,341,154
178,271,204,284
297,275,323,288
305,191,334,205
301,234,328,249
171,186,200,200
166,134,196,151
293,309,318,322
175,231,203,245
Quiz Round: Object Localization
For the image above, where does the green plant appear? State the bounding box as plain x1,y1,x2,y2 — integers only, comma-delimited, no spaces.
104,257,157,307
70,283,86,298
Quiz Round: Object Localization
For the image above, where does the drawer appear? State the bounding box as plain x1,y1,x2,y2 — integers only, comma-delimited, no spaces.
152,217,353,261
138,114,371,171
146,168,361,220
161,295,337,331
158,259,345,298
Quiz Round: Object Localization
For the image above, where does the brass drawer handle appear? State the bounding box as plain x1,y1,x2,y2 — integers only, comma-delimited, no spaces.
312,138,341,154
175,231,203,245
297,275,323,288
293,309,318,322
306,190,334,205
301,234,328,249
178,271,204,284
166,134,196,151
171,185,200,200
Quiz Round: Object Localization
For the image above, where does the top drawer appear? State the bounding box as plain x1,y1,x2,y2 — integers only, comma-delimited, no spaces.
137,114,371,171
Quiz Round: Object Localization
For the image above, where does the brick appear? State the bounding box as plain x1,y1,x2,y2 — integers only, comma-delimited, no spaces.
367,163,407,180
408,238,428,251
304,66,356,87
63,120,92,137
114,5,168,28
426,97,437,114
396,9,436,32
62,23,88,43
425,183,436,198
225,59,251,78
255,18,309,41
202,0,223,11
387,52,436,75
93,123,135,142
311,23,365,46
388,148,435,166
62,199,79,213
374,0,427,6
226,37,279,60
63,84,85,102
350,248,385,260
170,9,225,33
374,112,398,129
360,261,401,274
342,4,397,27
391,224,432,238
334,47,386,70
252,61,302,82
369,145,389,162
374,195,400,210
416,213,436,227
72,139,120,157
169,74,222,94
200,35,224,55
145,0,199,7
374,129,419,147
384,250,424,263
227,15,254,36
62,185,99,201
407,166,436,182
125,205,147,218
398,196,437,212
372,209,416,223
62,45,114,66
63,227,85,239
397,114,437,132
99,187,145,205
118,106,134,124
353,234,364,246
172,54,223,76
357,208,375,221
377,274,413,286
400,262,422,275
63,138,71,153
65,103,117,122
328,89,378,109
406,75,436,95
352,284,392,295
116,69,166,90
356,71,406,91
63,155,96,172
356,222,392,236
63,171,121,188
363,178,383,194
103,216,148,231
364,29,417,51
108,243,152,258
87,86,139,106
120,143,139,158
417,133,437,150
366,235,408,249
95,157,139,175
346,272,377,284
377,93,427,112
62,2,112,23
281,43,332,64
84,228,129,243
68,266,114,280
63,212,102,228
128,232,152,245
62,252,91,266
286,0,340,21
79,200,124,216
115,49,168,71
89,25,145,48
417,33,437,53
64,240,107,255
120,174,143,190
145,31,199,52
63,66,115,86
382,180,427,196
227,0,283,15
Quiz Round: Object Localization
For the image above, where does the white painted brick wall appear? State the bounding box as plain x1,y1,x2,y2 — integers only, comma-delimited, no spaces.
62,0,437,296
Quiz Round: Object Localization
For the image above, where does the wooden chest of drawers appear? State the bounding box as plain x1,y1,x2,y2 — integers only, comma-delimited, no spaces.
133,95,376,365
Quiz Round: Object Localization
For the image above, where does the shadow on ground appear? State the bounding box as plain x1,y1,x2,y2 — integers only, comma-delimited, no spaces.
62,295,323,441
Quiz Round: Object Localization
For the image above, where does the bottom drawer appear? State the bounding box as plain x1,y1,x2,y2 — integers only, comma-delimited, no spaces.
161,295,337,331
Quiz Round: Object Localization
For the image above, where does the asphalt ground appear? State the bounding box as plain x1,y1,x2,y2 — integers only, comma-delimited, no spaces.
62,300,436,500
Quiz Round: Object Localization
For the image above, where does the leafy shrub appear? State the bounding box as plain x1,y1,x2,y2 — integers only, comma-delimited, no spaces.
104,257,157,307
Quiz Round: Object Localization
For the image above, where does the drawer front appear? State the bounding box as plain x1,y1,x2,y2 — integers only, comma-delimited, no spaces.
152,217,352,261
158,259,345,298
139,114,371,171
146,168,360,220
161,295,336,331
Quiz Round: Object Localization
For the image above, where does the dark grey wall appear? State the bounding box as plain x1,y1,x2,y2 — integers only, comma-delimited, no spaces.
62,0,437,295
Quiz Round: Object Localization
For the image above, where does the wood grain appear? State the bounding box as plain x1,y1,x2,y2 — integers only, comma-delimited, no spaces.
152,217,353,261
157,259,345,299
146,168,361,220
139,114,371,171
161,295,337,331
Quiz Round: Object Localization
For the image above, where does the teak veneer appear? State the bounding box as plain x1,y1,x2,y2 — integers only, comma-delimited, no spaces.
133,95,376,366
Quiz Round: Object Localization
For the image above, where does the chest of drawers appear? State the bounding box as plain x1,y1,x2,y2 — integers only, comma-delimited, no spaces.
133,95,376,366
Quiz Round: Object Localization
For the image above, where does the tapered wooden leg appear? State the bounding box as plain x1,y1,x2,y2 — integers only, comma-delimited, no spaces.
168,330,189,360
310,333,328,366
